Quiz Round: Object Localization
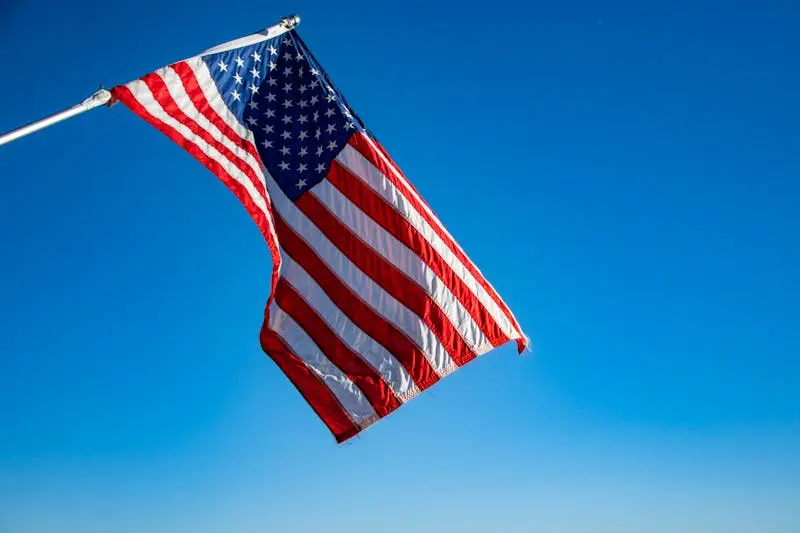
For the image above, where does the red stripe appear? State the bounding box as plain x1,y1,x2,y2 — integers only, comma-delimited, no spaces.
295,193,478,367
260,327,360,443
139,70,269,203
327,161,510,348
272,214,441,391
145,63,284,333
348,133,527,352
111,84,272,244
161,62,286,350
274,280,401,417
111,83,284,361
170,62,264,175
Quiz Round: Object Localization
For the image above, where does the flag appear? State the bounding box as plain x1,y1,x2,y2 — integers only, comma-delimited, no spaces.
110,23,529,443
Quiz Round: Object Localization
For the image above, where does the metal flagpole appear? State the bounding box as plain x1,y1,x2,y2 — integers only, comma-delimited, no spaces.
0,89,113,148
0,14,301,148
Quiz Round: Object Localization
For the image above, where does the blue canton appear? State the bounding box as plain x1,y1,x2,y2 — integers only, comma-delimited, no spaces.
201,32,361,201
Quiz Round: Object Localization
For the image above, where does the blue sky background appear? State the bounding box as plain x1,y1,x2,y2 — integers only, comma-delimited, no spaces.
1,1,798,532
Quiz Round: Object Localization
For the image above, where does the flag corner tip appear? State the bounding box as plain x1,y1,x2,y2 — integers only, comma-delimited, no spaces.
516,334,532,355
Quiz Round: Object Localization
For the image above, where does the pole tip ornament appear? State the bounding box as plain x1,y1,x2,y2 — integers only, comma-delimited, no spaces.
280,14,301,30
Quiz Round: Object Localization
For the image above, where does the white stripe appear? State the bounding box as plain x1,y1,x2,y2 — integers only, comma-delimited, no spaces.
199,24,292,56
185,59,258,146
360,134,473,264
280,253,421,400
158,67,266,188
310,180,492,354
337,144,520,342
269,303,378,427
358,133,526,339
172,60,282,264
267,177,457,377
123,78,271,219
133,23,292,71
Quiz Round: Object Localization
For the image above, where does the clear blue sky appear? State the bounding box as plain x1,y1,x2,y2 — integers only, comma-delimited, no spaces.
1,1,798,531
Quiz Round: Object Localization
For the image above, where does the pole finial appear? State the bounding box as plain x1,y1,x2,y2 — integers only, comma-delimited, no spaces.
280,14,301,30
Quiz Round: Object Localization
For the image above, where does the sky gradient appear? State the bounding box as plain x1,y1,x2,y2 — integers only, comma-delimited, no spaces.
1,1,798,532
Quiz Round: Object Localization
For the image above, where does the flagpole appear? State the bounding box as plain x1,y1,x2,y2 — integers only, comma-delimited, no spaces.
0,14,301,148
0,89,113,148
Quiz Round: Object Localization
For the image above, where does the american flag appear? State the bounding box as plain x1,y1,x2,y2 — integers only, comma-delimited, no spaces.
111,24,529,442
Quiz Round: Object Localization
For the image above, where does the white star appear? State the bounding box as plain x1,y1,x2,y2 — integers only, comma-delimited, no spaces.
264,109,276,119
327,140,337,151
250,67,260,79
315,163,326,173
344,122,355,130
269,61,277,71
281,131,292,140
252,51,262,62
296,178,307,188
298,114,308,124
298,130,309,140
298,146,308,156
247,116,258,126
311,68,319,76
299,67,305,77
315,128,322,139
326,93,337,102
262,124,274,133
325,108,336,118
316,146,324,156
268,45,278,56
281,115,293,124
342,109,352,119
282,99,293,109
279,161,291,171
282,83,292,93
249,83,259,94
217,60,228,72
280,146,291,156
266,93,277,102
283,66,293,77
310,79,319,89
298,100,308,109
235,56,245,68
261,139,273,149
313,111,319,122
283,51,293,61
231,89,241,101
326,124,337,134
248,100,259,110
296,53,305,61
299,84,308,94
233,73,243,85
284,39,294,47
266,77,277,87
297,163,308,173
310,95,319,105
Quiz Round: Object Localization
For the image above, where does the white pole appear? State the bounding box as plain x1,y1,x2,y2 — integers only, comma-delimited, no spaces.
0,15,301,149
0,89,113,148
